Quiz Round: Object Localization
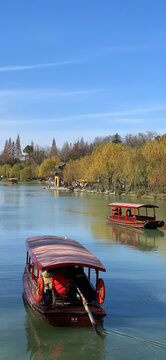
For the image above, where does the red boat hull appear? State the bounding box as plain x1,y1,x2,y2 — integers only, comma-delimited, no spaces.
23,272,106,327
106,216,161,229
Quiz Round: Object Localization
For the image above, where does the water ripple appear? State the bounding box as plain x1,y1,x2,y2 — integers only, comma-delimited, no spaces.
102,329,166,349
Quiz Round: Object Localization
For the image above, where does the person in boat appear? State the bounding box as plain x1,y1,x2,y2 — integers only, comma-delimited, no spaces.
114,207,122,216
42,266,94,305
114,207,118,215
49,267,74,299
41,270,53,305
42,270,53,289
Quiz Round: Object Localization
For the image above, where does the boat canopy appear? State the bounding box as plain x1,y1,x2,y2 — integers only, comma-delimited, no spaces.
26,236,106,272
107,202,158,209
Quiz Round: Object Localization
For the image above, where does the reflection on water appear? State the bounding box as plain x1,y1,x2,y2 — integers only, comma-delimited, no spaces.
54,190,60,197
91,217,166,257
106,223,164,251
23,296,105,360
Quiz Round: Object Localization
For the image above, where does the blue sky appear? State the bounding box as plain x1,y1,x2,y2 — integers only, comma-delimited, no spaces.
0,0,166,151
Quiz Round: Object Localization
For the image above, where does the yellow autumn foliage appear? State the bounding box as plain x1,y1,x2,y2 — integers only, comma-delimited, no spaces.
38,156,61,177
0,134,166,192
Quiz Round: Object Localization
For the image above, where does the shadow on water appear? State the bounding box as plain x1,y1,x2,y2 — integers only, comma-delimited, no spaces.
23,296,106,360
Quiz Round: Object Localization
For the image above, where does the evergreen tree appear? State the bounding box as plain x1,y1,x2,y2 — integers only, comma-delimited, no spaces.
11,141,15,162
8,137,12,162
2,140,10,163
15,134,22,161
23,145,33,160
2,137,15,163
111,133,122,144
31,140,34,152
50,138,58,157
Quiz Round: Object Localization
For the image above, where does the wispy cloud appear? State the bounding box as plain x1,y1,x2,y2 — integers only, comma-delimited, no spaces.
0,105,165,126
0,118,140,126
0,60,79,73
0,88,165,114
63,106,166,120
41,105,166,122
0,41,163,74
0,88,101,99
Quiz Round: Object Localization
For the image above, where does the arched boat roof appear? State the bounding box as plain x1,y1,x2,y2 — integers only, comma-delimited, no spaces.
26,235,106,272
107,202,158,209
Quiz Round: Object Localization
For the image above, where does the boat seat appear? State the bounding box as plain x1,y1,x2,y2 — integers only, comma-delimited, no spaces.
55,296,65,306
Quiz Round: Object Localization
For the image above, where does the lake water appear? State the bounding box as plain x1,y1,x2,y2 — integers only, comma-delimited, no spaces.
0,184,166,360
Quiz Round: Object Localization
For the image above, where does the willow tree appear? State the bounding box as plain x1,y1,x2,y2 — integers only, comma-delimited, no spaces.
20,166,32,181
38,156,61,177
143,135,166,192
8,163,24,179
78,155,94,181
63,159,81,185
96,142,124,190
121,147,148,191
0,164,11,178
84,146,104,185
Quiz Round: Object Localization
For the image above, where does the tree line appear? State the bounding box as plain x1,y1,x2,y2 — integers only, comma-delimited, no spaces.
0,131,165,193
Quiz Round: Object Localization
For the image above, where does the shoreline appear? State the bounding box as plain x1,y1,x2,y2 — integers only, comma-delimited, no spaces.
1,180,166,200
43,185,166,200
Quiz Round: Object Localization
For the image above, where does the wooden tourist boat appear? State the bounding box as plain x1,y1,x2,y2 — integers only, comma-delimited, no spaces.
8,177,18,184
23,235,106,328
106,202,164,229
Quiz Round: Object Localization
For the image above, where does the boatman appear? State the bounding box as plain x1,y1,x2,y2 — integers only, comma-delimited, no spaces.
50,267,72,298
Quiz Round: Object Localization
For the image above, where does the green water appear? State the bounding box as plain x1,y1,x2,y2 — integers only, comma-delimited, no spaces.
0,184,166,360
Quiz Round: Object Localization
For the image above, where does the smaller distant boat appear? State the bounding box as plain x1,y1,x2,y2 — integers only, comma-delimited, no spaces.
106,202,164,229
23,236,106,328
8,178,17,184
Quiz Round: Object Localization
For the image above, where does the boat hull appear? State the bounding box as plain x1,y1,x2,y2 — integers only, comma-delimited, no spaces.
106,216,163,229
23,272,106,327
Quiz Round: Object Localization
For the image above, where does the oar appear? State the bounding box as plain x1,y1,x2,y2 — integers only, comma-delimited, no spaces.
76,285,101,336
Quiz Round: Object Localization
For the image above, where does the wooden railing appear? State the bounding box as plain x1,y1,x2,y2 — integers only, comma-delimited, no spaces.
111,215,136,223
